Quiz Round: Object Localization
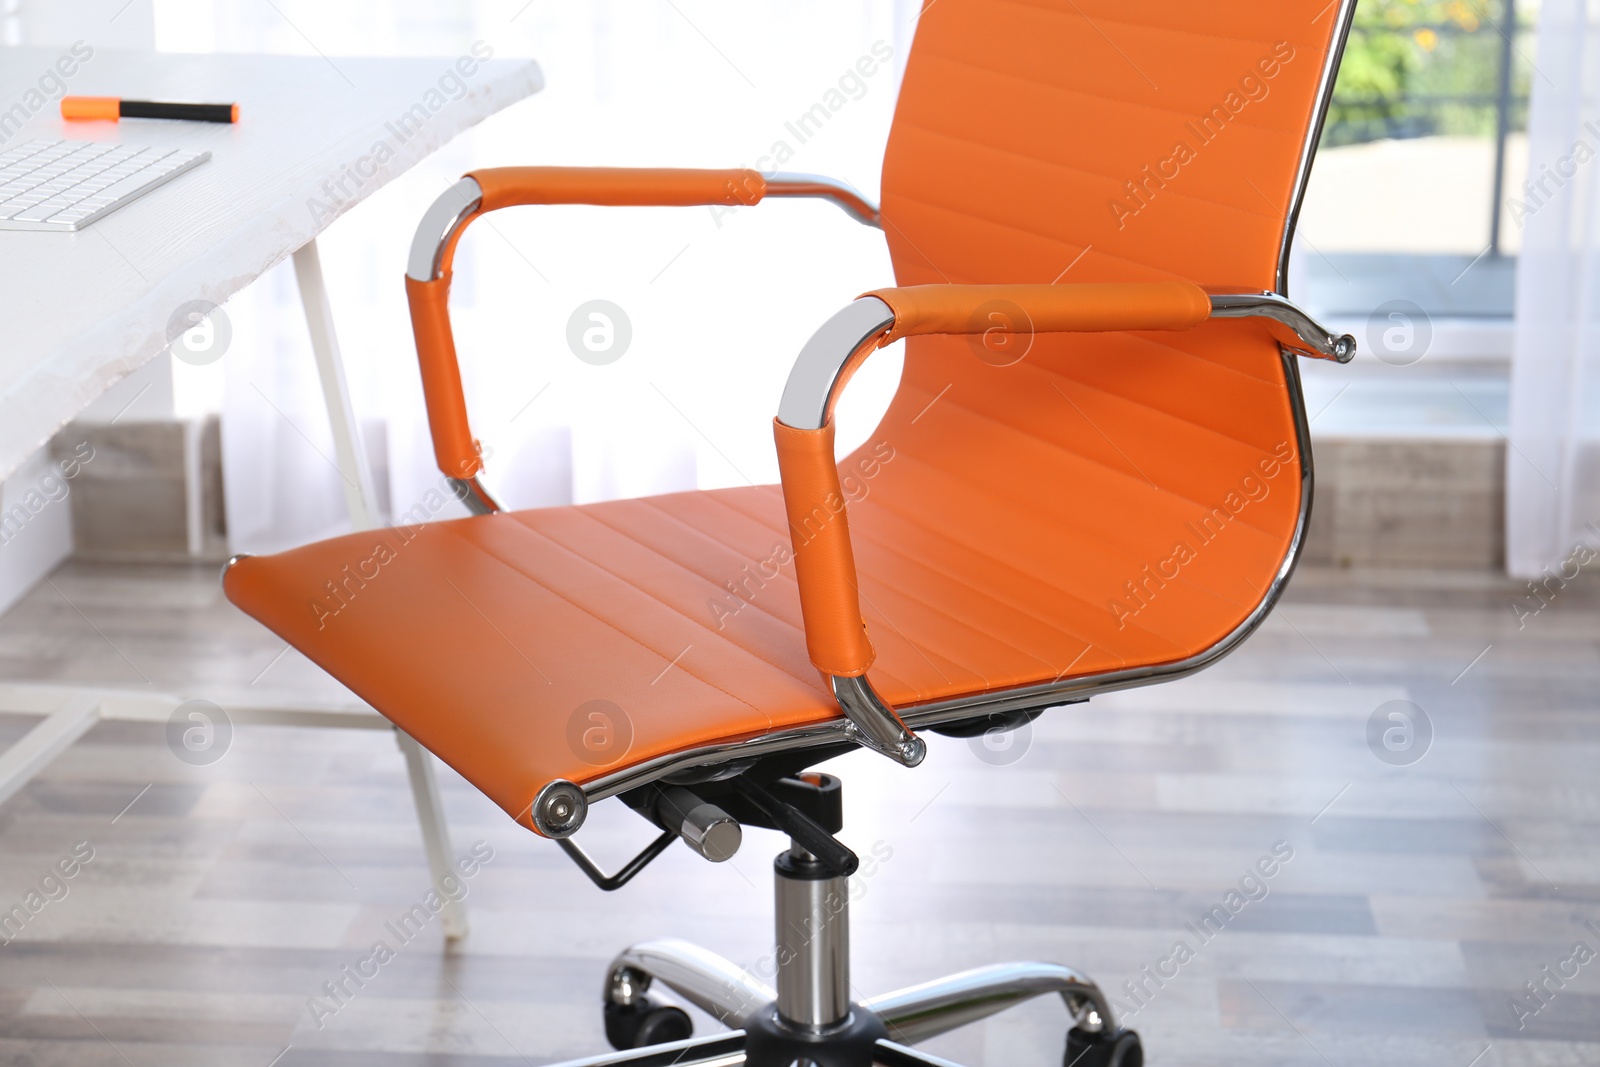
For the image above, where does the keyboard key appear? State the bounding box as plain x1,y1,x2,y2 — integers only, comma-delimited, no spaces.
13,203,68,222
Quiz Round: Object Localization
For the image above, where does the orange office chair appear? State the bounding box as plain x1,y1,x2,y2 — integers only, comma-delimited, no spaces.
225,2,1357,1064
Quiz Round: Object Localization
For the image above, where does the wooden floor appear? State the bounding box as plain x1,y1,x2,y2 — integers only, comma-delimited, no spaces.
0,560,1596,1066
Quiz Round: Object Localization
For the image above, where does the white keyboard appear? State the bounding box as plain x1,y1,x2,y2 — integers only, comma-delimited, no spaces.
0,140,210,231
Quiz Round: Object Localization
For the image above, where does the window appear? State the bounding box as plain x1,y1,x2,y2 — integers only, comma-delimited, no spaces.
1297,0,1533,319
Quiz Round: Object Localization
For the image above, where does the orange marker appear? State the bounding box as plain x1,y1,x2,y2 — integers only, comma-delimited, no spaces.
62,96,238,124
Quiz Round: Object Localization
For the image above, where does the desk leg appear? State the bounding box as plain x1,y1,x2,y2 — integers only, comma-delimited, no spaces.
291,240,380,529
0,695,102,809
292,237,467,939
397,729,469,938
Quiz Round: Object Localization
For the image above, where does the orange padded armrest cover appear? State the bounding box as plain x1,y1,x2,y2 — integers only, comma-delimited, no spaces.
406,273,480,479
468,167,766,212
772,419,875,677
864,281,1212,347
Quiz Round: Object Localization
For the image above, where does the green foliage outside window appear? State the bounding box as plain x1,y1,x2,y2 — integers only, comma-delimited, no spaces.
1325,0,1530,146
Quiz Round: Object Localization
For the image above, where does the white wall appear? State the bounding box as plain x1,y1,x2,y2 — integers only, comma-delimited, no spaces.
0,447,77,615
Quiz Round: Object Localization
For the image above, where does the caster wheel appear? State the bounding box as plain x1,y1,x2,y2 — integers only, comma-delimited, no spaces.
604,998,693,1050
1064,1026,1142,1067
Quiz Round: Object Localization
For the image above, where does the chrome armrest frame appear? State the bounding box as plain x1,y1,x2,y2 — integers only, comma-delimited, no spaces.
833,674,925,767
448,475,501,517
1209,291,1356,363
777,297,896,431
407,177,483,283
765,172,881,227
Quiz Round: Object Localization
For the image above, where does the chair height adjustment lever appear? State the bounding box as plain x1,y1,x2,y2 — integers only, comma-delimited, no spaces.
557,832,678,892
732,778,859,878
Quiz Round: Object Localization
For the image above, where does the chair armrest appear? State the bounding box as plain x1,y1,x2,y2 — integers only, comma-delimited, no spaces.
773,414,926,767
404,167,761,501
771,280,1353,761
772,418,875,676
470,166,765,212
772,283,1208,685
403,167,880,509
865,280,1214,347
860,284,1355,362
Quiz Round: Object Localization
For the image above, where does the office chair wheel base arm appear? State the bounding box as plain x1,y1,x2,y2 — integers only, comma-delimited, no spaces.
606,938,777,1028
552,1030,748,1067
576,960,1129,1067
559,835,1128,1067
862,961,1118,1045
528,1030,978,1067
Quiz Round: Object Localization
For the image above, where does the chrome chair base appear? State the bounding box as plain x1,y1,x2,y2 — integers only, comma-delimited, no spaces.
549,1030,971,1067
567,943,1123,1067
563,921,1126,1062
547,836,1133,1067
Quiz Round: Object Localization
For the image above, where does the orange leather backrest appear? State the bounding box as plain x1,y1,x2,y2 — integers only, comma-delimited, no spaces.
848,1,1349,673
881,1,1343,294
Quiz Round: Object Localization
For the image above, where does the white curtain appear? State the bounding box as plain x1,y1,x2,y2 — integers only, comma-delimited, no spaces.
173,0,913,554
1508,0,1600,576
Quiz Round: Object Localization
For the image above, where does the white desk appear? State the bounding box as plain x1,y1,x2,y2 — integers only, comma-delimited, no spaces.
0,48,540,481
0,48,543,938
